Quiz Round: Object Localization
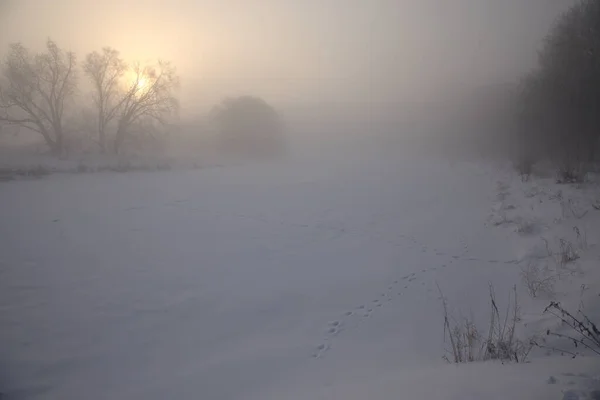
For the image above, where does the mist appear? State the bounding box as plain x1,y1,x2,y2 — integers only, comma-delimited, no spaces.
0,1,576,165
0,0,572,119
4,2,600,400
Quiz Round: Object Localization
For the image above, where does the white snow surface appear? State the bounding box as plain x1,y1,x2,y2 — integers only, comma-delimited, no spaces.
1,146,599,399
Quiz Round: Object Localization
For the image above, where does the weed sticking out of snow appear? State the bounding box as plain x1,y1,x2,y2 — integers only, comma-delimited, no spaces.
561,198,589,220
439,283,532,364
573,226,589,251
557,238,581,269
532,302,600,358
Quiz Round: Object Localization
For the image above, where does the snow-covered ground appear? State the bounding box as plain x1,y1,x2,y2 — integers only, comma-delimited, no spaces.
1,146,599,399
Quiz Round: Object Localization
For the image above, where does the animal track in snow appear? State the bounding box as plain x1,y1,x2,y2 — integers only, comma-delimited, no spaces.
313,343,330,358
312,232,518,359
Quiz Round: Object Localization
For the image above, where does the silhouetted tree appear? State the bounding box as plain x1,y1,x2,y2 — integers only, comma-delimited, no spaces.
113,61,179,154
83,47,126,152
0,39,77,155
210,96,285,159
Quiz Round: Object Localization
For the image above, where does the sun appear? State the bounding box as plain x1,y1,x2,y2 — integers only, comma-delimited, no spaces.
135,77,148,91
124,70,150,95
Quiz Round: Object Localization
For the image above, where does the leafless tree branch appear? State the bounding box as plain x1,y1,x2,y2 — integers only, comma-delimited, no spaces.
0,39,77,154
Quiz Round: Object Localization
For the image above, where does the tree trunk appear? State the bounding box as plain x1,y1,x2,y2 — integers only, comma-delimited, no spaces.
98,120,105,153
114,126,124,154
98,104,107,153
53,122,65,158
36,125,61,156
99,133,106,153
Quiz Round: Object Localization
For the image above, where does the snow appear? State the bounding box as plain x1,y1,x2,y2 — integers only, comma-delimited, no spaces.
265,357,600,400
0,145,599,399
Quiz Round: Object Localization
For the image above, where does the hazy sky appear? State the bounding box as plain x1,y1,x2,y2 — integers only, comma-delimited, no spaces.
0,0,574,110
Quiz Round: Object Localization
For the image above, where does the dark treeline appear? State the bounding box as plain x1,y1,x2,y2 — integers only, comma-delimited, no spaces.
514,0,600,180
430,0,600,182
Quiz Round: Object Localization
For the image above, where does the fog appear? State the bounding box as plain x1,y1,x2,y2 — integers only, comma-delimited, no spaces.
0,0,578,159
5,2,600,399
0,0,571,110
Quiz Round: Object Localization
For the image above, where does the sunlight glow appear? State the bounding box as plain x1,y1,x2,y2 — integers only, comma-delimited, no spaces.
135,77,148,92
124,70,150,96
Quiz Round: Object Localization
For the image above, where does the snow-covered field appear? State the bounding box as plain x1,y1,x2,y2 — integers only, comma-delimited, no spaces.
1,146,599,399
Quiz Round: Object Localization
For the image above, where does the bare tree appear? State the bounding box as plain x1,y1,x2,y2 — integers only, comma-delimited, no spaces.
113,61,178,154
0,39,77,155
83,47,126,152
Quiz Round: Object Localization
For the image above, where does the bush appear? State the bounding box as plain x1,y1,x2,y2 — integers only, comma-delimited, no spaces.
520,260,556,298
210,96,285,160
556,162,587,184
513,154,533,181
0,165,50,180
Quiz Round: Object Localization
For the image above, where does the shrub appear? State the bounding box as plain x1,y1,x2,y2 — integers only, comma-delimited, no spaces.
210,96,286,160
557,162,587,184
520,260,556,298
514,156,533,181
